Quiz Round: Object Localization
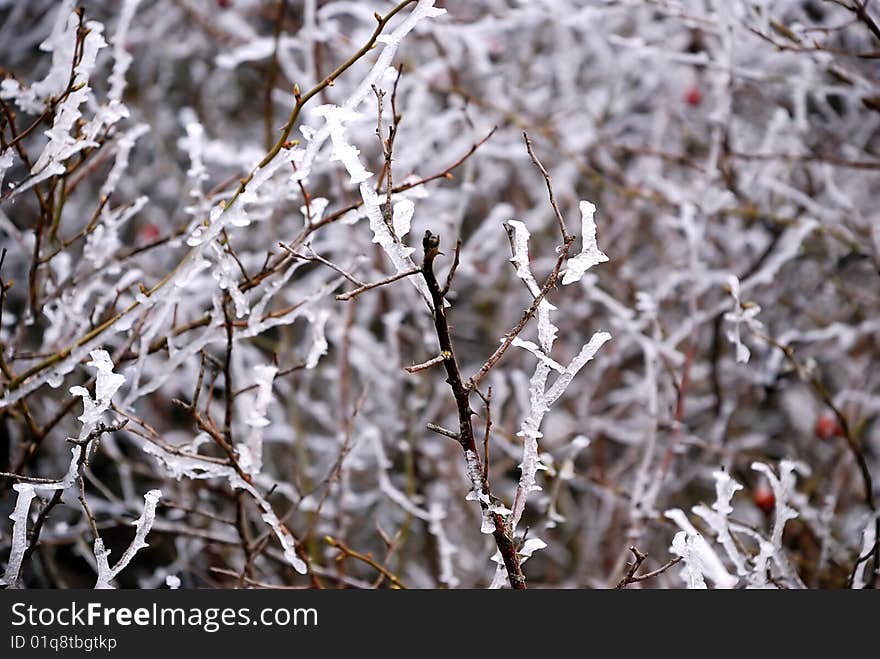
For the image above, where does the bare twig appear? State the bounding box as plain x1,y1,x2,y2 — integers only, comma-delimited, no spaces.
336,268,421,302
441,240,462,299
616,546,683,588
405,352,449,373
523,131,571,241
426,423,459,440
325,536,407,589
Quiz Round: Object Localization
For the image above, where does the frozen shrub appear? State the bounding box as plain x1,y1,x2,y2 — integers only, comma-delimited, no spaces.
0,0,877,589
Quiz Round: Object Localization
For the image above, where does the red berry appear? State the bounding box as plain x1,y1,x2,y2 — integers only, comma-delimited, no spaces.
139,223,161,242
753,486,775,514
815,414,843,440
684,86,702,107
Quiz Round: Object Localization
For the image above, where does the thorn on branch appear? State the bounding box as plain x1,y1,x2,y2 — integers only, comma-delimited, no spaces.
442,240,462,298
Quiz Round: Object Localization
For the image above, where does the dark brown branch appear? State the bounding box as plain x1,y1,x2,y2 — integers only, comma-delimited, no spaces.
419,231,526,589
616,546,683,589
442,240,462,299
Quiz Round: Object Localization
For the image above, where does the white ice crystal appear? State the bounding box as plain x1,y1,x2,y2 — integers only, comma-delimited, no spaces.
239,365,278,475
723,275,762,363
692,469,748,577
506,219,558,350
392,199,414,238
0,149,13,189
561,201,608,285
670,531,708,589
0,484,37,587
518,537,547,562
665,508,738,588
315,104,373,185
94,489,162,589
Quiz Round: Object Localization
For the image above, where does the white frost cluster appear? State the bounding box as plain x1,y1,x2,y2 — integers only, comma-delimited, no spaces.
2,351,125,586
723,275,762,363
665,461,810,589
11,13,108,195
507,202,611,534
314,103,432,305
69,350,125,437
488,200,610,586
143,441,307,575
94,489,162,589
561,201,609,285
238,364,278,475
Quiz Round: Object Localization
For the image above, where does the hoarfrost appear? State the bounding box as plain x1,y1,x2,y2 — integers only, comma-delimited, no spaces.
561,201,609,285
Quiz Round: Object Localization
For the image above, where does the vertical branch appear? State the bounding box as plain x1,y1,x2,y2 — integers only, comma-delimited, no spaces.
222,294,235,444
264,0,289,151
420,231,526,589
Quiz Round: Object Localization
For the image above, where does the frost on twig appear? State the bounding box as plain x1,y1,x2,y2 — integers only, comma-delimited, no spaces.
2,351,125,586
9,13,108,196
237,364,278,476
665,460,811,589
665,508,738,589
506,220,557,351
94,489,162,589
0,0,77,114
749,460,809,588
723,275,762,364
141,441,307,575
692,469,748,577
315,104,432,305
506,204,611,533
0,485,37,587
561,201,609,286
670,531,709,589
488,200,610,586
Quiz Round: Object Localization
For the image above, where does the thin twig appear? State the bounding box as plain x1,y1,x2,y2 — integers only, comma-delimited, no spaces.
336,267,421,302
616,546,683,588
426,423,459,440
523,131,571,241
470,236,574,388
325,536,407,589
405,351,449,373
